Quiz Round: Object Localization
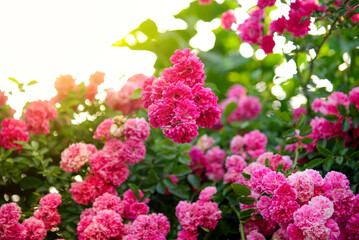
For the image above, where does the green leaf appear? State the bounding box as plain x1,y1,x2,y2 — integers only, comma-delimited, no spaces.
254,213,264,220
317,144,332,156
187,174,200,189
282,128,296,138
128,183,140,200
129,88,142,99
168,185,190,199
303,158,324,169
163,177,176,189
276,164,284,173
231,183,251,196
299,125,312,136
239,208,256,221
265,158,270,168
178,155,191,165
237,197,256,205
8,77,19,84
20,177,44,189
27,80,38,86
337,104,347,117
156,182,165,194
323,157,335,171
172,165,192,177
296,113,306,130
335,156,344,165
241,172,251,180
222,102,237,121
301,137,314,144
324,114,339,123
285,137,299,145
342,119,350,132
349,103,359,118
275,111,291,124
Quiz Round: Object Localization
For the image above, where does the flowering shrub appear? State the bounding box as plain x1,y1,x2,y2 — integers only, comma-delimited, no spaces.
1,0,359,239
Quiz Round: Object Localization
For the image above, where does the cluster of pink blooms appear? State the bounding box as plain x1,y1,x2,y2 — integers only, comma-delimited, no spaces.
53,72,105,103
287,88,359,153
24,100,57,134
176,187,222,239
220,0,324,54
77,190,170,240
85,71,105,102
218,84,261,123
242,168,359,240
230,130,267,160
141,48,221,143
68,117,150,205
0,193,61,240
189,135,226,182
292,106,307,121
224,151,293,185
0,118,29,151
105,74,147,115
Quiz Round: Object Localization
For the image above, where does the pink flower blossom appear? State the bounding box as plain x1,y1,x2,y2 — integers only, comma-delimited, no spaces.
60,143,97,172
260,34,275,54
0,118,29,151
303,224,331,239
227,84,247,99
288,172,314,203
92,193,124,216
294,205,325,230
246,230,266,240
293,106,307,121
238,9,264,44
53,74,78,102
33,206,61,230
0,90,8,106
93,118,113,141
131,213,170,240
39,193,62,209
221,10,236,30
196,134,214,150
24,100,57,134
124,118,150,141
22,217,47,240
0,203,21,226
269,16,287,34
257,0,276,9
308,196,334,220
346,213,359,240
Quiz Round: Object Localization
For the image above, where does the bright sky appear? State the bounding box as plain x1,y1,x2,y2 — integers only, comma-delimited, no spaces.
0,0,192,116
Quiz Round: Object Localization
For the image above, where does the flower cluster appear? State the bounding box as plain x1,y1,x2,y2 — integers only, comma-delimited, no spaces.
176,187,222,239
105,74,147,115
223,151,293,185
241,168,359,239
0,193,61,240
24,100,57,134
77,190,170,240
230,130,268,160
60,143,97,172
141,48,221,143
218,84,261,123
0,118,29,151
85,71,105,101
219,0,324,54
189,135,226,182
69,117,150,204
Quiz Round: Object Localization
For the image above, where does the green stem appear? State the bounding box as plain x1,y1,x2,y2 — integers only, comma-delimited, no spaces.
230,203,245,239
293,148,300,170
240,221,246,240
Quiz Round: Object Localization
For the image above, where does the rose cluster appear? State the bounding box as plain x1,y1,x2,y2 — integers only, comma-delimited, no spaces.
218,84,261,124
105,74,147,115
24,100,57,135
219,0,324,54
239,167,359,240
77,190,170,240
141,48,221,143
67,117,150,205
176,187,222,240
0,118,29,151
188,135,226,182
53,71,104,103
230,130,268,160
0,193,62,240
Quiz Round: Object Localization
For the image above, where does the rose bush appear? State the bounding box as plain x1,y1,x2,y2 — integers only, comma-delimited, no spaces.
1,0,359,239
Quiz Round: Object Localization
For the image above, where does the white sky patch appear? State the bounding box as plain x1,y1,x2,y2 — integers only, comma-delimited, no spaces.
0,0,193,115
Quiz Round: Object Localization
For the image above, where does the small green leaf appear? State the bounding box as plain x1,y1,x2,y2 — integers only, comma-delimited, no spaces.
301,137,314,144
254,213,264,220
20,177,44,189
168,185,190,199
324,114,339,123
178,155,191,165
276,164,284,173
128,183,140,200
239,208,256,221
187,174,200,189
163,178,176,189
172,165,192,177
27,80,38,86
8,77,19,84
296,113,306,130
241,172,251,180
337,104,347,117
265,158,270,168
275,111,291,124
335,156,344,165
303,158,324,169
129,88,142,99
222,102,237,121
237,197,256,205
231,183,251,196
285,137,299,145
317,145,332,156
323,157,335,171
156,182,165,194
299,125,312,136
349,103,359,118
342,119,350,132
200,227,210,233
282,128,296,138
